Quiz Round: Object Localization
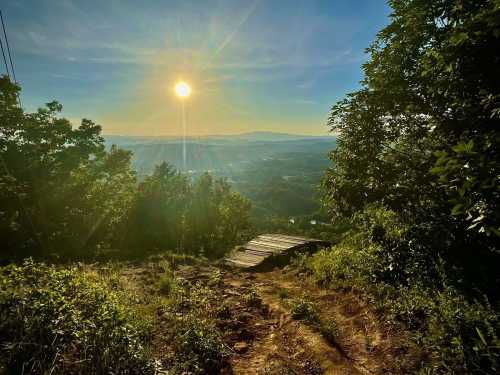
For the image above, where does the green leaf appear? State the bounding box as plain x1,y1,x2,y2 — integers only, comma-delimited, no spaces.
451,204,463,216
475,327,487,346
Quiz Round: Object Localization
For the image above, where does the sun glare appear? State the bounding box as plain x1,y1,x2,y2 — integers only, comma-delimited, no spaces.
175,81,191,98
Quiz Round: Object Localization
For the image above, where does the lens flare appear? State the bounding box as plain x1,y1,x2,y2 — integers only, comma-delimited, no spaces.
175,81,191,98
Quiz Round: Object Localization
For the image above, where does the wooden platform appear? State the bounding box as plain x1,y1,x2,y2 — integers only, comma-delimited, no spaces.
225,234,329,269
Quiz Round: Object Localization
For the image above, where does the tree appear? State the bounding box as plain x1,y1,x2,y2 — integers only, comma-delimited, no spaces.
0,76,135,259
186,173,252,258
125,162,190,253
323,0,499,248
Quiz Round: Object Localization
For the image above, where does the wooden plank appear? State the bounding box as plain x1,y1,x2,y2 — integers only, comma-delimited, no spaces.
255,238,307,247
225,258,255,268
243,243,293,254
224,233,330,268
231,252,266,263
243,244,281,254
244,248,284,257
258,234,308,242
256,238,307,247
246,244,290,253
248,239,295,249
259,234,311,243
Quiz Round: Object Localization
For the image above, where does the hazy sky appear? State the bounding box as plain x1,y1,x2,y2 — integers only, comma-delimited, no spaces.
2,0,390,136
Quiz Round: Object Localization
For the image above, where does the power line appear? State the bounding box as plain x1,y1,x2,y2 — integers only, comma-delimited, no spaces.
0,9,21,107
0,10,17,83
0,25,10,78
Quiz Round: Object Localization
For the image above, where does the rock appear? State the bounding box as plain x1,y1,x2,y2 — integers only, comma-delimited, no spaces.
234,341,249,354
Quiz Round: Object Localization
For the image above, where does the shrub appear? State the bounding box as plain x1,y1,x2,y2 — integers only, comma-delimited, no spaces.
277,288,290,300
158,273,177,296
305,204,500,373
170,315,229,374
291,298,319,323
0,259,153,374
243,287,262,307
318,318,339,345
157,263,178,296
307,242,377,288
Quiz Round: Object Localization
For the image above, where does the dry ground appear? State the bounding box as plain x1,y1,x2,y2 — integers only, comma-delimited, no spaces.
108,262,417,374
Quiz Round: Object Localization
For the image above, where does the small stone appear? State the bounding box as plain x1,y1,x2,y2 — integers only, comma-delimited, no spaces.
234,341,249,354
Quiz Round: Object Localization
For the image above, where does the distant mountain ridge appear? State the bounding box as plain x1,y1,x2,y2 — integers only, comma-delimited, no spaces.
104,131,333,147
103,132,336,176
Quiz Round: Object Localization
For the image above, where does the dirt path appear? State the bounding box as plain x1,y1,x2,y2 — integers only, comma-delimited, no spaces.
173,266,413,374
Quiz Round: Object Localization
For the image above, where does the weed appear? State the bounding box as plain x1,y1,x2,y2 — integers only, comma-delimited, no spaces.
208,269,223,287
158,273,177,296
243,287,262,307
318,318,339,344
171,315,229,374
291,298,319,323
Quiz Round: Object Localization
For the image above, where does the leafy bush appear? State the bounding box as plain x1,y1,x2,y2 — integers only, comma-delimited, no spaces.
318,318,339,345
160,278,229,374
170,315,229,374
387,285,500,373
0,260,153,374
291,298,319,323
305,205,500,373
243,287,262,308
158,273,177,296
308,242,375,288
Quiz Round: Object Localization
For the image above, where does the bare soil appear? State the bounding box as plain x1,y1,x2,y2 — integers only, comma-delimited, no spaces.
169,265,417,374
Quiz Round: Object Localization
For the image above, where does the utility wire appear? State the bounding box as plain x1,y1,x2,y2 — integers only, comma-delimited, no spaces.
0,11,37,249
0,10,17,83
0,26,10,78
0,9,22,107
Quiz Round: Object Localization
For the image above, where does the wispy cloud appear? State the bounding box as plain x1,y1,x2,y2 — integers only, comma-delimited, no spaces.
5,0,390,136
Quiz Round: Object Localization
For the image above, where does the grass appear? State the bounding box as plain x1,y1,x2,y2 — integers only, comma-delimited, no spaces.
290,298,339,345
0,257,232,375
0,259,154,374
277,288,290,300
243,287,262,307
305,243,500,372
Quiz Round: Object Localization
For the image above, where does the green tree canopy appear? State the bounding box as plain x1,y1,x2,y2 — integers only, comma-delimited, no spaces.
323,0,499,244
0,76,135,259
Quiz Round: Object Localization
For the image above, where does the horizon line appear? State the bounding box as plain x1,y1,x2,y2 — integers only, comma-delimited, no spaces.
101,130,335,138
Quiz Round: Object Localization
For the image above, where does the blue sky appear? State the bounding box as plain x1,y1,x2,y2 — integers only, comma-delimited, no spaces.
2,0,390,136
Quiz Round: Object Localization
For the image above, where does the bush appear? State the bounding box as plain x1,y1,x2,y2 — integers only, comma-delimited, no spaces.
291,298,319,323
157,262,178,296
170,315,229,374
305,204,500,373
308,242,375,288
158,273,177,296
243,287,262,308
318,318,339,345
0,259,153,374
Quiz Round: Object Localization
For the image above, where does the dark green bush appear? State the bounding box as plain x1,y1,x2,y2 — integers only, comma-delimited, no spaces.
388,286,500,374
0,259,153,374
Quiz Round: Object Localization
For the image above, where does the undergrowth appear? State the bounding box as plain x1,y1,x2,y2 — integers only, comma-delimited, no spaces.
291,298,339,345
161,279,230,374
302,205,500,374
0,259,154,374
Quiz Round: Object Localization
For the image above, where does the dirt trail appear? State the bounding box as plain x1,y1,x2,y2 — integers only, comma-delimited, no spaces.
173,265,412,374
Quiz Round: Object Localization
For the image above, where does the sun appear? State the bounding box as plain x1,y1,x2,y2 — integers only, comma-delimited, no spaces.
175,81,191,98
